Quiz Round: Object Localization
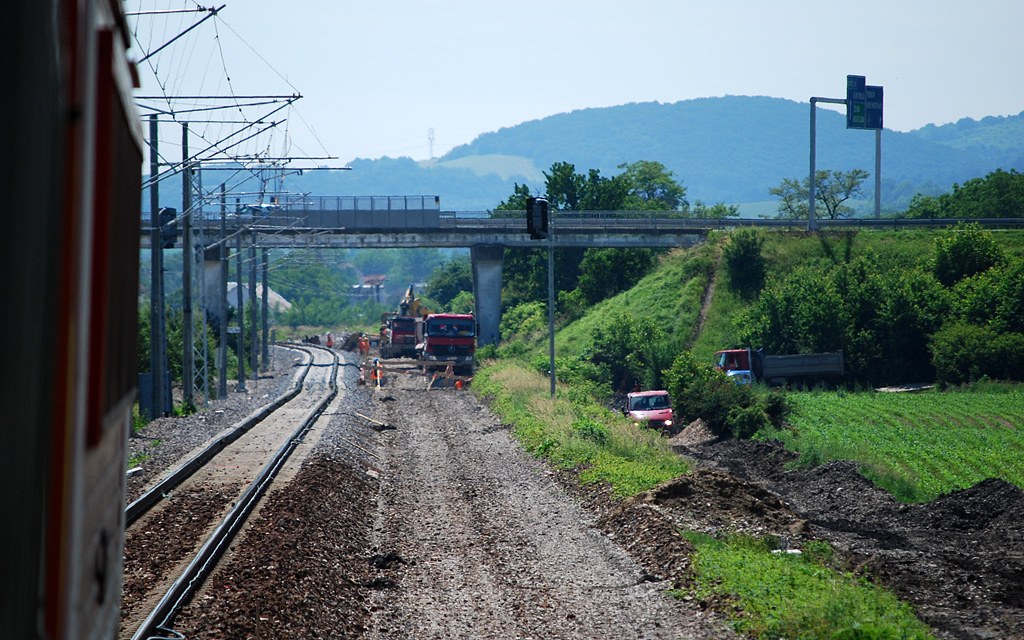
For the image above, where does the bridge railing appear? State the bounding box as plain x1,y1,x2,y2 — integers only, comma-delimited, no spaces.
141,201,1024,236
281,195,441,211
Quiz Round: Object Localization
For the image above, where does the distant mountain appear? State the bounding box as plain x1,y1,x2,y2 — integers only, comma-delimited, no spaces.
266,97,1024,212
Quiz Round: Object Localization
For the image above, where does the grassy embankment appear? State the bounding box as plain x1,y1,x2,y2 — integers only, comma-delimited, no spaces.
478,228,1024,639
472,359,936,640
473,362,689,497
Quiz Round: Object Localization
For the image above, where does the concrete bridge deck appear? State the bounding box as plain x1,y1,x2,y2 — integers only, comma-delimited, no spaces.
140,199,1024,347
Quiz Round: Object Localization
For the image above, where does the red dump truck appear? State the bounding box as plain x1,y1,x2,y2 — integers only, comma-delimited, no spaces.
417,313,477,376
379,312,419,359
714,348,844,385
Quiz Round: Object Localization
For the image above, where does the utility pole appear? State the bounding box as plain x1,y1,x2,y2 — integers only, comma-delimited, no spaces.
192,161,209,408
181,123,193,408
261,248,269,370
235,216,246,392
249,239,258,377
547,212,556,398
218,184,228,399
148,114,166,419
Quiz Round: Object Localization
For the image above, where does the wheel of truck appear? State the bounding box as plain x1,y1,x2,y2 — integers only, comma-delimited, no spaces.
456,365,474,377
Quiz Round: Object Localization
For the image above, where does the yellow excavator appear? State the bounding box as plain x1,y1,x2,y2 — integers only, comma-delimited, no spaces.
398,284,431,318
380,285,432,358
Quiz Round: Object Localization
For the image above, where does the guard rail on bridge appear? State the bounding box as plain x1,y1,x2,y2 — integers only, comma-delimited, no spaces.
140,199,1024,249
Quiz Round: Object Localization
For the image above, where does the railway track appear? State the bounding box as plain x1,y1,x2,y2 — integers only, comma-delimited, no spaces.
120,344,339,640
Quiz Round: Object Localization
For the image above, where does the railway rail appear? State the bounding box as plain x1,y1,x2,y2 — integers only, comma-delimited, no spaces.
122,344,339,640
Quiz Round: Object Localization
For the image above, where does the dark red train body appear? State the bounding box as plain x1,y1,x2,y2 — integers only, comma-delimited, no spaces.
1,1,142,638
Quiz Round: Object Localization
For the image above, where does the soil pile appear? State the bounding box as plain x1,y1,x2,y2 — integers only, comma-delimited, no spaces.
679,436,1024,640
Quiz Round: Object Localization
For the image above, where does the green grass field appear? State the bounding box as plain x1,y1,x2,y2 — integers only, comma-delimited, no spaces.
763,386,1024,502
472,361,690,497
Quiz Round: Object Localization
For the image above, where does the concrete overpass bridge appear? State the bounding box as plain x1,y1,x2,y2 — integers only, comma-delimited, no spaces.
143,196,716,344
142,195,1024,346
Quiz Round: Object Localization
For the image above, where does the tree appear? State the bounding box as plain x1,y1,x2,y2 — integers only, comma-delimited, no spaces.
931,222,1004,286
426,257,473,307
543,162,585,211
495,160,675,310
906,169,1024,219
494,182,533,212
618,160,688,211
542,162,629,211
692,200,740,219
770,169,870,219
577,248,656,305
590,312,670,390
723,228,765,299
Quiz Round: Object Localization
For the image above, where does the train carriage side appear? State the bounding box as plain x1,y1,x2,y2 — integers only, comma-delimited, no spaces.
1,1,142,638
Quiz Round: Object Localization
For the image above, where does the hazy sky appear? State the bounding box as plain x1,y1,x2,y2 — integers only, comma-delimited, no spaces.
131,1,1024,166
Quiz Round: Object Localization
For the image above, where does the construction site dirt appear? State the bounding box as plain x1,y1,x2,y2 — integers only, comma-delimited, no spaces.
125,351,1023,639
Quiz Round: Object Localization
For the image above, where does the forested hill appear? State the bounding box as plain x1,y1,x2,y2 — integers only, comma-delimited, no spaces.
285,96,1024,211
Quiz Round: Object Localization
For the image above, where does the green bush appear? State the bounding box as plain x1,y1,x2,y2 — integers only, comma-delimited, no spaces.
571,417,610,446
932,222,1004,286
663,351,777,438
739,255,948,385
931,322,1024,385
723,228,766,299
447,290,475,314
931,322,996,385
500,300,548,341
589,312,674,391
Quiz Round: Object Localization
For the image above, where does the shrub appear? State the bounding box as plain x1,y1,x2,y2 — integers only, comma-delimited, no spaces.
664,351,753,437
932,222,1003,286
663,351,791,439
930,322,1024,385
590,312,673,391
571,417,610,446
723,228,766,299
500,301,547,341
930,322,997,385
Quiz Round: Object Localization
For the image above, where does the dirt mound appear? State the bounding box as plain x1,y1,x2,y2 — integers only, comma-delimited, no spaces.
924,477,1024,534
606,469,810,543
680,437,1024,640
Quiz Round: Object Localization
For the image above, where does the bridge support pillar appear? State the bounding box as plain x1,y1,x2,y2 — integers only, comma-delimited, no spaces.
471,244,504,346
202,248,225,323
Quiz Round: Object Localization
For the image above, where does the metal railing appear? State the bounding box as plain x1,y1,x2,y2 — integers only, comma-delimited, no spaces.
141,205,1024,234
281,195,441,211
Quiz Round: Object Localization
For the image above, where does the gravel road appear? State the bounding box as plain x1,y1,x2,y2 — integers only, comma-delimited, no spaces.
360,374,735,639
153,354,737,638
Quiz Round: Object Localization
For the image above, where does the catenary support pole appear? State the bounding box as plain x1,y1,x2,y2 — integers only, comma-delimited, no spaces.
249,240,258,376
218,184,228,399
149,114,164,418
236,219,246,391
182,124,193,407
261,248,269,369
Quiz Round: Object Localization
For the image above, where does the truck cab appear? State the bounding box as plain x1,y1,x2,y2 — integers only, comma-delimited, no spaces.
714,348,752,372
380,313,418,359
626,390,674,431
417,313,477,375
